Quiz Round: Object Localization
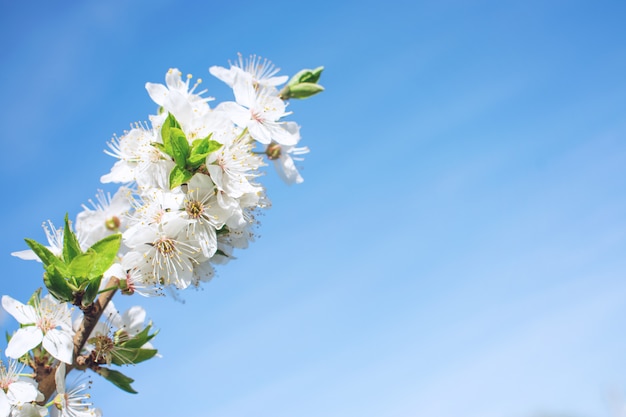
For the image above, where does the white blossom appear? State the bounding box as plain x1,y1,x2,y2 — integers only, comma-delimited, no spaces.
2,295,74,364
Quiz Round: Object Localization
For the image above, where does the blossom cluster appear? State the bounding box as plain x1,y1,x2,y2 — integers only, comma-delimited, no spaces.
0,55,322,416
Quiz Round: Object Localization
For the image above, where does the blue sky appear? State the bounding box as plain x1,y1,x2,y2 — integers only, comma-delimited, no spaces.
1,0,626,416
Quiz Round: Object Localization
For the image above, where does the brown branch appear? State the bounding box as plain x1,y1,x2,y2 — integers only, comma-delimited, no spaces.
36,277,120,402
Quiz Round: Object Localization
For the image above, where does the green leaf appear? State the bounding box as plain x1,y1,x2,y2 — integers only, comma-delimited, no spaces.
43,265,73,302
96,368,137,394
62,214,82,263
169,166,193,189
24,239,58,267
68,252,96,279
160,113,181,155
188,137,222,168
111,347,158,366
81,275,102,307
88,234,121,278
170,127,190,168
286,83,325,99
120,324,157,349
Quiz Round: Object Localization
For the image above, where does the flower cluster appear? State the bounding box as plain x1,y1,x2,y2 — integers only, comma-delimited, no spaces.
1,55,323,416
94,55,322,293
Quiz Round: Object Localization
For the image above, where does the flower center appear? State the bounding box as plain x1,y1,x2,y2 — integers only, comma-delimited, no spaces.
105,216,121,230
92,335,115,363
37,315,54,333
155,238,176,256
186,200,204,219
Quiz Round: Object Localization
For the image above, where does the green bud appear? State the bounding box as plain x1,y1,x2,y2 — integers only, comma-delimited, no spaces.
281,66,324,100
287,66,324,87
285,83,325,99
266,143,282,160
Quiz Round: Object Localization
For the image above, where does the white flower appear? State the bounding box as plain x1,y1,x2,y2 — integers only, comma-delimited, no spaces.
266,141,309,185
145,68,213,131
218,74,299,146
75,188,132,248
0,359,44,417
2,295,74,364
105,252,162,298
123,220,200,290
101,125,174,189
205,131,264,198
52,364,100,417
181,173,234,258
209,54,288,92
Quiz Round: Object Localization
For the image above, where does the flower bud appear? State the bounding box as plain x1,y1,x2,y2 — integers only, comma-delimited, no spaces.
280,66,324,99
265,143,282,160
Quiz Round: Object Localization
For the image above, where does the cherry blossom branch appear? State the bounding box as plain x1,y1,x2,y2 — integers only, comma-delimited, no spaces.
36,278,120,402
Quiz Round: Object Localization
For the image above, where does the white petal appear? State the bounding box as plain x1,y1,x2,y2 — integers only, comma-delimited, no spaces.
232,72,256,108
209,65,234,86
7,380,40,404
55,363,66,395
145,82,169,107
0,391,11,417
274,154,303,185
122,306,147,334
6,327,43,358
14,403,46,417
10,249,40,262
43,329,74,364
2,296,37,325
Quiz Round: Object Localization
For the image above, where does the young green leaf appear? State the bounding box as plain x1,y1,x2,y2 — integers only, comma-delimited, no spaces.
188,137,222,168
96,368,138,394
68,252,96,279
120,324,157,349
160,113,181,156
111,347,158,366
43,265,73,302
169,165,193,189
62,214,82,263
81,275,102,307
24,238,58,266
170,127,190,168
88,234,122,278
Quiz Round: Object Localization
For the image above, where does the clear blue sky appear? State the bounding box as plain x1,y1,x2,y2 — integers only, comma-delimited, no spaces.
1,1,626,416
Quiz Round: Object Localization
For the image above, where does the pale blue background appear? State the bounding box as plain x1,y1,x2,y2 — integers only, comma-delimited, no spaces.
1,1,626,416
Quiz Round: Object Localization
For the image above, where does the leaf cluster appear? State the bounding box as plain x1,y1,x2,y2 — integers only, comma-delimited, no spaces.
24,215,121,306
152,113,222,189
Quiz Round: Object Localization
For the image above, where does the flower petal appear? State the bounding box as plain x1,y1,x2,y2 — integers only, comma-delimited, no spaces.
43,329,74,364
0,390,11,417
1,296,36,324
7,380,40,404
6,327,43,359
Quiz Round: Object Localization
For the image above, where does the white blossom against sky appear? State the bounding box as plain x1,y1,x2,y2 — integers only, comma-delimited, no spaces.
1,1,626,416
